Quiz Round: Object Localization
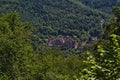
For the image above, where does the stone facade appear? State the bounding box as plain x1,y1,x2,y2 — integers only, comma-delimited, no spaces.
47,37,78,50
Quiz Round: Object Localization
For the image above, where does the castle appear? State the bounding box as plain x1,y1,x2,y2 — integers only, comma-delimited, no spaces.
47,36,78,50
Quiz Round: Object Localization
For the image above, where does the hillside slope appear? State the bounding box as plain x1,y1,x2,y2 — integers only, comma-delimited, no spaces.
80,0,120,13
0,0,118,45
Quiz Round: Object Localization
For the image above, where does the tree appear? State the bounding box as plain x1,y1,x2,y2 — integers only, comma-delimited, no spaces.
78,7,120,80
0,11,40,80
103,6,120,39
81,34,120,80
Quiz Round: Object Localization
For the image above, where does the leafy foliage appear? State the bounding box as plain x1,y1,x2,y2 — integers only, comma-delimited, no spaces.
0,1,120,80
79,34,120,80
78,7,120,80
0,11,40,79
0,12,88,80
0,0,113,45
103,7,120,39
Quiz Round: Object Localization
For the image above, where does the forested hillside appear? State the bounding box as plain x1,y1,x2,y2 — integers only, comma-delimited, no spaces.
80,0,120,13
0,6,120,80
0,0,120,79
0,0,118,47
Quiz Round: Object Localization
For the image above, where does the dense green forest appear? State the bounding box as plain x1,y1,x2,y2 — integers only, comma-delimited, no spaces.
80,0,120,13
1,0,119,47
0,0,120,80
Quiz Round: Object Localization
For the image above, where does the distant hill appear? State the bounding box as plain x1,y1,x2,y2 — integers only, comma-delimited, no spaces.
80,0,120,13
0,0,119,46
